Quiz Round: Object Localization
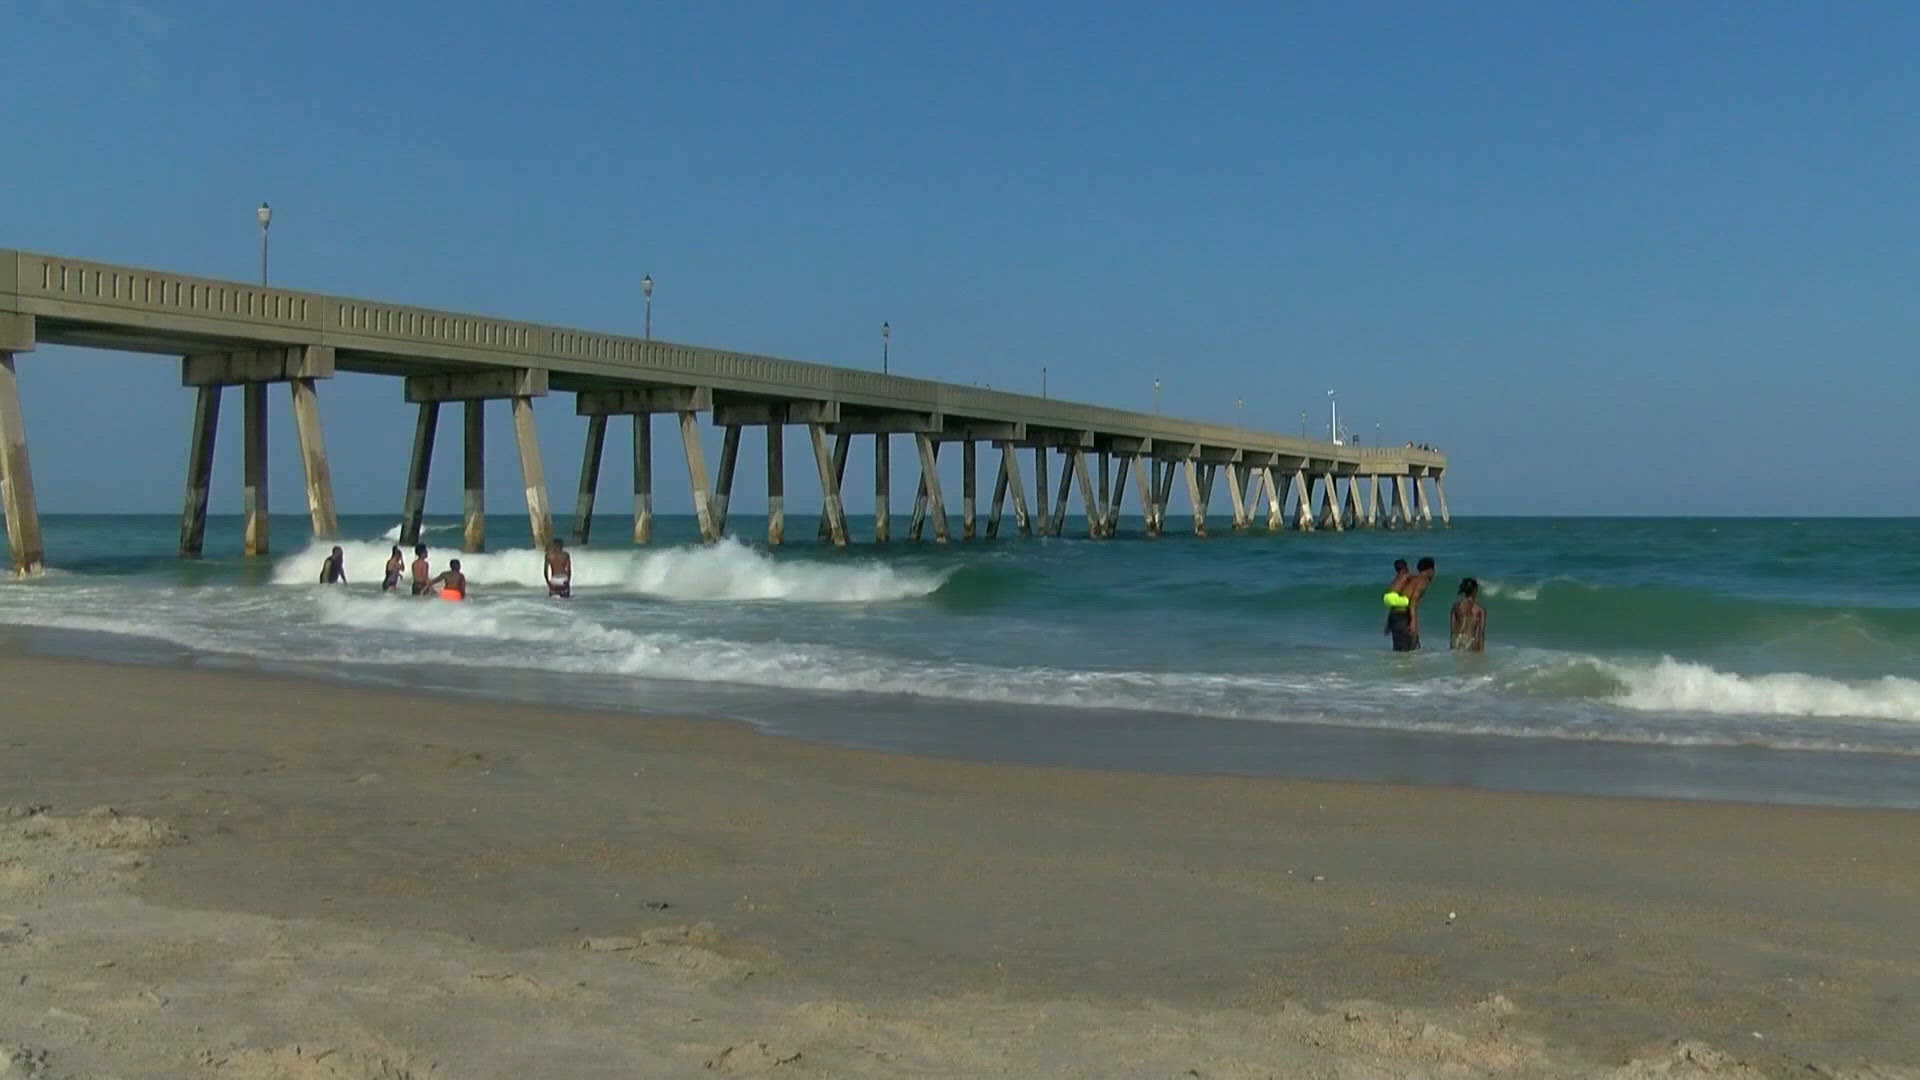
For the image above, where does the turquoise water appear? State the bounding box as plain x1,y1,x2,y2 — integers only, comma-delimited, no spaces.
3,514,1918,806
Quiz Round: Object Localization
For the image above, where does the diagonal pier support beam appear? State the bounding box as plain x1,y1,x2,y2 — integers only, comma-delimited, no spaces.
0,345,45,575
816,434,849,542
288,377,339,540
713,425,742,537
1434,474,1452,527
1226,463,1249,531
1048,451,1073,538
511,395,554,550
1293,469,1315,531
1394,476,1413,529
809,423,849,547
1108,453,1132,537
398,401,439,547
179,385,222,558
679,410,718,543
1184,459,1207,537
914,434,950,542
986,444,1010,539
1130,454,1154,538
1070,447,1100,538
571,414,608,545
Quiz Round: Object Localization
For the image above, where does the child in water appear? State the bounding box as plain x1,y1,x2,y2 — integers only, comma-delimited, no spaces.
430,559,468,602
1450,578,1485,652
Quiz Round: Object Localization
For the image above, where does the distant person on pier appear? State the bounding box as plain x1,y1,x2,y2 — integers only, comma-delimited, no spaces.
1385,556,1436,652
409,544,432,597
431,559,467,602
382,546,404,593
317,546,347,585
1450,578,1486,653
544,539,572,599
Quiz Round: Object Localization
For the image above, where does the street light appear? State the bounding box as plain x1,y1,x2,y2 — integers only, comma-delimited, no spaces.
881,321,890,374
1153,378,1161,414
1327,389,1340,445
1041,365,1048,398
1300,410,1307,438
1236,397,1244,425
256,202,271,286
1375,420,1381,447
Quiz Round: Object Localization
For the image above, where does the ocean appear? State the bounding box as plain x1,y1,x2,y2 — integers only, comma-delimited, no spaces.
4,514,1918,808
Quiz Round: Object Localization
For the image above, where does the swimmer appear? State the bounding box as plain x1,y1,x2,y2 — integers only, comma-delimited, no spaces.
317,545,347,585
1450,577,1486,652
431,558,467,602
1385,556,1436,652
409,544,431,597
544,538,572,599
382,545,404,593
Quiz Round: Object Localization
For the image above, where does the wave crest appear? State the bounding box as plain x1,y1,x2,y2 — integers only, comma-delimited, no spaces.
271,537,950,603
1604,657,1920,722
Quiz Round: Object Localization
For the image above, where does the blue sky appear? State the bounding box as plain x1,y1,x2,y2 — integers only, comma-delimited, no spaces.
3,0,1916,518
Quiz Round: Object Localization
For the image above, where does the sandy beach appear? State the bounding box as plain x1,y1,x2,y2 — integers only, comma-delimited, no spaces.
2,652,1916,1078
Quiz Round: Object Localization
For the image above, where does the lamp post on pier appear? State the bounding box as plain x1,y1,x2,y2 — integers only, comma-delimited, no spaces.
1328,389,1340,445
256,202,271,286
1153,378,1161,414
641,274,653,341
882,321,890,374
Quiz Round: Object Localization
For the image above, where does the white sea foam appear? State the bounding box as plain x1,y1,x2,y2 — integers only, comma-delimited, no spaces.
1602,656,1920,723
272,537,950,602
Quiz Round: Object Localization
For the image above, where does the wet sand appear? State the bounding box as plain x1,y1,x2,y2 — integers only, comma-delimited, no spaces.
1,652,1916,1077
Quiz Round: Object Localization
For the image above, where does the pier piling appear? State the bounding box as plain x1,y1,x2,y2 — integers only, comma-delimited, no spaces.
874,434,890,542
571,414,607,545
178,385,221,558
809,423,848,547
463,401,486,552
767,418,785,545
633,414,653,544
679,410,718,544
399,402,439,546
242,383,270,556
962,439,977,540
0,337,44,575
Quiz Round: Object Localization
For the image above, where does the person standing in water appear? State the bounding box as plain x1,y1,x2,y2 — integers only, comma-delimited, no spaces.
1450,577,1486,652
1385,556,1436,652
430,559,467,602
409,544,432,597
544,539,572,599
317,546,348,585
382,546,404,593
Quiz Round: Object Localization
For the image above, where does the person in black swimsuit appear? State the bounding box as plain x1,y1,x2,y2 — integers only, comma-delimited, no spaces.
382,545,404,592
318,546,347,585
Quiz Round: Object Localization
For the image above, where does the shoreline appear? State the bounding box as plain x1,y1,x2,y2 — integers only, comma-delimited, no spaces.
2,650,1917,1075
4,618,1919,812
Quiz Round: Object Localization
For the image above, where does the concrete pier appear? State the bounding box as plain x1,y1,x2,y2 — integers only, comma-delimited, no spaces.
0,246,1447,569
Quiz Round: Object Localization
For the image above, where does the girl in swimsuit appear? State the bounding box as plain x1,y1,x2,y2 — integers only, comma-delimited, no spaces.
382,546,404,592
1449,577,1485,652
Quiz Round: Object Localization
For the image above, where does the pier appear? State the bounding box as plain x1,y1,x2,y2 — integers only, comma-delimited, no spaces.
0,248,1448,574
